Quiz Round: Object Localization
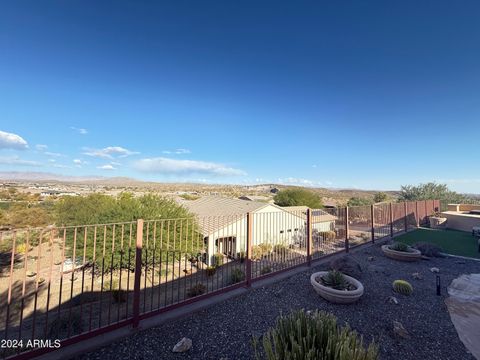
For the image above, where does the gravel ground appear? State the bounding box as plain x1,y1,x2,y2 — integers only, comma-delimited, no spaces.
77,243,480,360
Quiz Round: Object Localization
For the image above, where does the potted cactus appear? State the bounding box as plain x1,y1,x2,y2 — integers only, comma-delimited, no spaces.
310,270,364,304
382,242,421,262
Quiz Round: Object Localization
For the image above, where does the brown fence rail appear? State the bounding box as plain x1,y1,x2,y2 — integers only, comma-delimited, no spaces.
0,200,439,359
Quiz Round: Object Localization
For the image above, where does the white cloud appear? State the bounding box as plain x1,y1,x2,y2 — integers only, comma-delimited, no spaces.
52,163,71,169
83,146,139,159
36,144,48,151
48,159,56,163
0,130,28,150
277,177,321,187
44,151,64,157
0,155,41,166
134,157,246,176
70,127,88,135
162,148,191,155
97,164,116,170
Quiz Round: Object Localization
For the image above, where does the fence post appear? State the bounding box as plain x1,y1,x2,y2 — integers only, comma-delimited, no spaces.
415,201,419,227
371,204,375,243
404,202,408,232
246,212,253,287
306,209,312,266
389,202,394,237
132,219,143,328
345,207,349,253
424,199,428,225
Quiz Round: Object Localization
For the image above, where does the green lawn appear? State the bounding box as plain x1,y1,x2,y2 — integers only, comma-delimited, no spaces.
395,228,480,259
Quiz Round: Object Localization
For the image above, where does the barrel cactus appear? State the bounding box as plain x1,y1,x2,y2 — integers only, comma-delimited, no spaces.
392,280,413,295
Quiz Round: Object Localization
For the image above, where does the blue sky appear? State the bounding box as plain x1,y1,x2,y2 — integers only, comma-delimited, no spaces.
1,1,479,193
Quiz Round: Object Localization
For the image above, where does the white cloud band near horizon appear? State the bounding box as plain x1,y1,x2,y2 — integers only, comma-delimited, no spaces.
0,155,41,167
134,157,247,176
83,146,139,159
0,130,29,150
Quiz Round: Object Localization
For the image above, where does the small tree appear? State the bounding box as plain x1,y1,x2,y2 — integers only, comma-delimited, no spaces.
347,197,373,207
373,192,388,203
273,188,323,208
399,183,465,203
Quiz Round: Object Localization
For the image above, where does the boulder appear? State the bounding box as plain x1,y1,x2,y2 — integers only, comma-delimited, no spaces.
393,321,410,339
329,255,363,279
172,337,192,353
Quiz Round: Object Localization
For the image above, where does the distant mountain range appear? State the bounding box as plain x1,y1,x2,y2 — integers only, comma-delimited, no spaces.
0,171,138,184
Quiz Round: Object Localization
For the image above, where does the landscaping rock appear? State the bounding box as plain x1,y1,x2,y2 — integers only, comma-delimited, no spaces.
172,337,192,353
393,321,410,339
329,255,362,279
412,272,423,280
387,296,399,305
430,267,440,273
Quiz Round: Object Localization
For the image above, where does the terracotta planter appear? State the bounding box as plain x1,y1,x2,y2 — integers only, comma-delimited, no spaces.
429,216,447,229
310,271,364,304
381,245,421,262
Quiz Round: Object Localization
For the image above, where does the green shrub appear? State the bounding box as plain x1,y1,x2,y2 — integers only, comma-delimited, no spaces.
392,280,413,295
253,310,378,360
206,266,216,276
231,269,245,284
260,266,272,275
213,253,224,266
390,242,409,252
319,231,336,241
320,270,352,291
187,283,206,297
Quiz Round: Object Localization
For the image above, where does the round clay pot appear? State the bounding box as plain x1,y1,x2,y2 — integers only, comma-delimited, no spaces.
310,271,364,304
381,245,421,262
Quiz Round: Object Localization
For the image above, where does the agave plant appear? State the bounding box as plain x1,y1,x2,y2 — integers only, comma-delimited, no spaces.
389,242,409,252
320,270,352,291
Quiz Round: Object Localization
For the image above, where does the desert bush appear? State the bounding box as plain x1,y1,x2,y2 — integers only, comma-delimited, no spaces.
49,311,83,339
206,266,216,276
252,245,263,260
187,283,206,297
213,252,224,266
237,250,246,263
273,244,287,253
260,266,272,275
320,270,353,291
230,268,245,284
253,310,378,360
392,280,413,295
413,242,443,257
319,231,336,241
258,243,273,255
389,242,409,252
15,243,29,254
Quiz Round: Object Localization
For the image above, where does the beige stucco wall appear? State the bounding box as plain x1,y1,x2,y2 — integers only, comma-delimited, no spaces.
442,211,480,232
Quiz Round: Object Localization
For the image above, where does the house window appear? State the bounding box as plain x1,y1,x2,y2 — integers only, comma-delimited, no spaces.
280,230,284,234
294,228,299,231
287,229,292,232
